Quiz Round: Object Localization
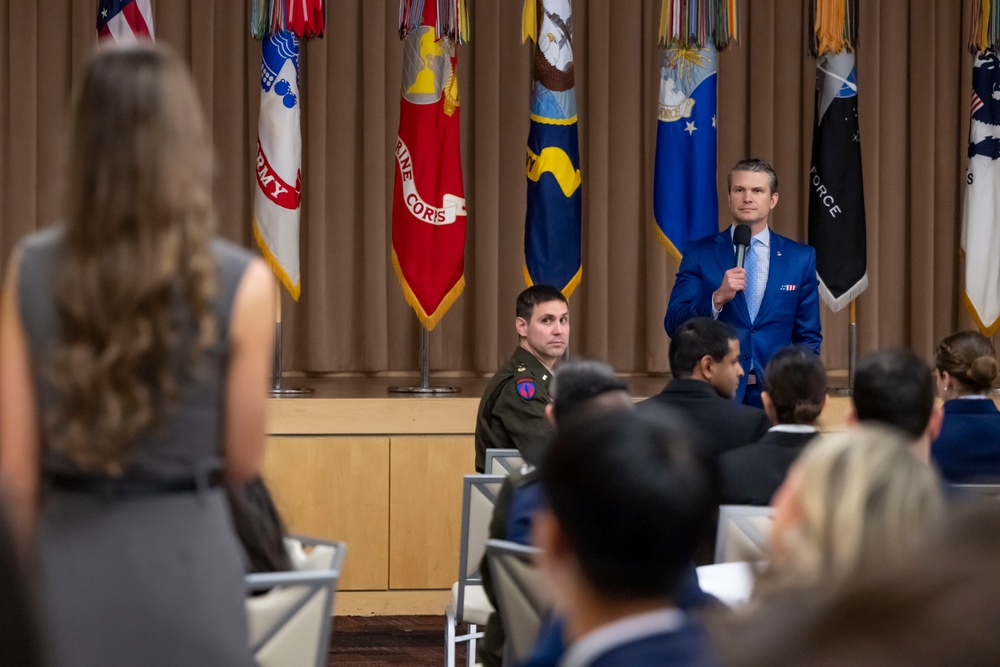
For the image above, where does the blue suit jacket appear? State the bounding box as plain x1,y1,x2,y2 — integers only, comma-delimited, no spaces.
931,398,1000,483
664,228,822,401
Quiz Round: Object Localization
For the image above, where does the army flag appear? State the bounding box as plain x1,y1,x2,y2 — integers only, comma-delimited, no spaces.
253,32,303,300
652,0,739,260
522,0,582,298
808,49,867,311
653,45,719,260
963,48,1000,334
97,0,154,42
392,1,469,330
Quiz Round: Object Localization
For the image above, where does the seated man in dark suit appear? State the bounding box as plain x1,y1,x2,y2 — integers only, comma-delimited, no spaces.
850,348,942,463
719,346,826,505
533,408,720,667
641,317,770,454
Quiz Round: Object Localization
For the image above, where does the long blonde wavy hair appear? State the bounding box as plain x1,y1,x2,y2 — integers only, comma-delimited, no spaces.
765,425,945,594
48,44,217,474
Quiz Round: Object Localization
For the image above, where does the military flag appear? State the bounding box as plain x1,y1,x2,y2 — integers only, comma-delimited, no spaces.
253,31,303,300
392,0,469,330
522,0,581,298
963,3,1000,334
97,0,154,42
808,0,867,312
653,0,739,261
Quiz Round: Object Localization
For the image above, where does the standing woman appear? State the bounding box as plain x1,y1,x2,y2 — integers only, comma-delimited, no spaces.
0,44,273,666
932,330,1000,483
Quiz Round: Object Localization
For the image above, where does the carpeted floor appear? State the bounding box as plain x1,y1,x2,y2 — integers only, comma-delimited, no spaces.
328,615,469,666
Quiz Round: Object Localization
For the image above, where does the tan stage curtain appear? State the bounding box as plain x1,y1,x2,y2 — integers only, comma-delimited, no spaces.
0,0,979,376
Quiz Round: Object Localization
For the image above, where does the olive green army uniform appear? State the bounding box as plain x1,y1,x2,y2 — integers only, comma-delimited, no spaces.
474,346,553,473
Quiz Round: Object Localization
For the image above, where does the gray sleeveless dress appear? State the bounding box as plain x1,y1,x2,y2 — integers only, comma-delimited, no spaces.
17,227,254,667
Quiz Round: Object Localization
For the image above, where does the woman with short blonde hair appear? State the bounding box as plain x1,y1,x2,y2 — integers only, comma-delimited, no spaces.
765,425,945,594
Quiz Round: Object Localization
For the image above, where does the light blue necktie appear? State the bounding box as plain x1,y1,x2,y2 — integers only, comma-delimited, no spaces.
745,237,764,322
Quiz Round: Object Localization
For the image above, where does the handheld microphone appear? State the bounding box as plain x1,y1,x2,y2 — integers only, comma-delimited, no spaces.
733,224,752,269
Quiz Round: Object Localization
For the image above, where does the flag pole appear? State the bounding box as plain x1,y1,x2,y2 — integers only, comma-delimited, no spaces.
388,326,460,394
847,299,857,390
270,283,313,396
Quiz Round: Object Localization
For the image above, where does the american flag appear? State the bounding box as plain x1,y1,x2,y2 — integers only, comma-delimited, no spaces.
97,0,154,43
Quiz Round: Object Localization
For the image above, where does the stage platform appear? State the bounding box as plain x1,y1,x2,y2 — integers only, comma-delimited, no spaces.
262,372,853,615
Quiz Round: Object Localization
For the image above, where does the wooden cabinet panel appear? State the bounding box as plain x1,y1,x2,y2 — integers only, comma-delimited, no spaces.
389,436,476,589
262,436,390,590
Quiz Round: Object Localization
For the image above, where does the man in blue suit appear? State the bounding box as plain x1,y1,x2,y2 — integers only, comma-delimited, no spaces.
665,158,822,406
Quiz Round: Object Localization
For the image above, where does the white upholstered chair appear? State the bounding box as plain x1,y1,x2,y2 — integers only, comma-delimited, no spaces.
245,536,346,667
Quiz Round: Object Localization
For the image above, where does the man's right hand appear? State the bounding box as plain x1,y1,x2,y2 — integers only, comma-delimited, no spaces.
713,267,747,310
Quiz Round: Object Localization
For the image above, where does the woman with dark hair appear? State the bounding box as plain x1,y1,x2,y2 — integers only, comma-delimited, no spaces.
932,330,1000,482
0,43,273,666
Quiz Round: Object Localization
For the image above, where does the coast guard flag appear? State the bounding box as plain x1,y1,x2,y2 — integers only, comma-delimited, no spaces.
653,45,719,260
392,2,468,330
962,49,1000,335
253,32,303,300
522,0,582,298
97,0,154,42
808,51,867,312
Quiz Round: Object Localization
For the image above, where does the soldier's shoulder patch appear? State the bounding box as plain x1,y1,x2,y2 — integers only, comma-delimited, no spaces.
516,378,536,400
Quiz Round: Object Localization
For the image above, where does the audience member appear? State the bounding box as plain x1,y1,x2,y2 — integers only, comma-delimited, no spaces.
850,347,941,461
0,44,272,666
641,317,770,454
761,426,944,597
713,499,1000,667
0,501,43,667
532,408,720,667
719,346,825,505
478,359,631,667
931,330,1000,482
475,285,569,472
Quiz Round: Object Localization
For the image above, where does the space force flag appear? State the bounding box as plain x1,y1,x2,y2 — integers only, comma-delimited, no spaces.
808,49,868,311
522,0,582,298
253,32,302,300
653,45,719,260
653,0,739,260
963,47,1000,334
97,0,154,42
392,0,469,331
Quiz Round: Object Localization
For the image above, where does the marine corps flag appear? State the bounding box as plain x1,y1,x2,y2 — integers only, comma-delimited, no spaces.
522,0,582,298
808,0,867,312
653,0,739,260
392,0,469,330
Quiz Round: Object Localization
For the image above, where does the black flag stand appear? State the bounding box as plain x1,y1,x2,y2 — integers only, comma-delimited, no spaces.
270,284,313,397
389,327,460,394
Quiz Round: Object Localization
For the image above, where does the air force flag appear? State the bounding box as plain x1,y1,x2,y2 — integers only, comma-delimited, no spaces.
653,46,719,261
963,49,1000,335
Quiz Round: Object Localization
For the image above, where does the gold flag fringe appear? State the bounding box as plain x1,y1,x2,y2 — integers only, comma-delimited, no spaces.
658,0,739,51
253,218,301,301
392,249,466,331
809,0,859,57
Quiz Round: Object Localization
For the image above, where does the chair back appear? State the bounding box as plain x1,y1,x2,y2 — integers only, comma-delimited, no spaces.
483,448,524,477
485,539,548,664
715,505,773,564
953,483,1000,500
455,474,504,622
245,538,346,667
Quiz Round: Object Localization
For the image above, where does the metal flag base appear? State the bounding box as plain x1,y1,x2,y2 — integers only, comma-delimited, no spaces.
830,301,858,397
388,328,460,394
269,289,314,398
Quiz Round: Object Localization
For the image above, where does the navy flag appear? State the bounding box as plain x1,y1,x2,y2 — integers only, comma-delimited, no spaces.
808,50,868,311
522,0,582,298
